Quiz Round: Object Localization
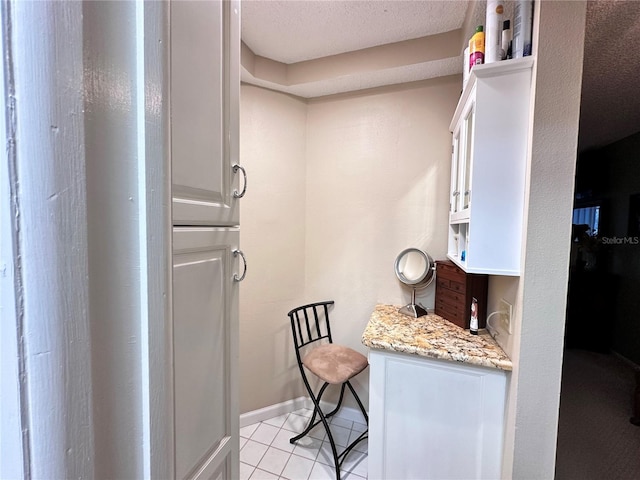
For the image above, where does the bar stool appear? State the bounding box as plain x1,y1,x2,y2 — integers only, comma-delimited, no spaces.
287,301,369,479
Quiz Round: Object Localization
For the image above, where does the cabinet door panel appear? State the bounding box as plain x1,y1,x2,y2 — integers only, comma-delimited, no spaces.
450,132,460,213
369,350,507,480
173,228,239,479
462,108,475,210
171,0,240,226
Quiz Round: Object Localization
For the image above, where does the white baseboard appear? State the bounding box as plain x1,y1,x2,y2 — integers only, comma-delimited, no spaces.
239,396,368,428
240,396,308,428
314,399,368,425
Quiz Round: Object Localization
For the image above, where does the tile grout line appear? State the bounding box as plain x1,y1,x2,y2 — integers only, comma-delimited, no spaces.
242,409,368,480
269,422,293,478
253,414,299,478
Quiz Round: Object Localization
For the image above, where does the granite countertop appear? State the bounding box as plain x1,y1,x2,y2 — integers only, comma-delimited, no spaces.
362,304,513,371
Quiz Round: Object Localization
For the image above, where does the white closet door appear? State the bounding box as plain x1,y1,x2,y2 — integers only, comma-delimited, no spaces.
171,0,240,226
172,227,239,480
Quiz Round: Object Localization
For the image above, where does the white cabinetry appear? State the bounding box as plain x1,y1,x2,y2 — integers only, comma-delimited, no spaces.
171,0,241,226
173,228,239,480
170,1,241,479
368,349,508,480
448,58,534,275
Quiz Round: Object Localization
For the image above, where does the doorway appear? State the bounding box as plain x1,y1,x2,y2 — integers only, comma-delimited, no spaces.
557,141,640,477
556,2,640,474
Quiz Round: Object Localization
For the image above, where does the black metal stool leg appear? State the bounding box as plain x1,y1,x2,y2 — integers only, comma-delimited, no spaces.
308,395,340,480
291,382,348,447
289,379,369,479
346,380,369,425
326,380,368,473
324,383,346,420
288,371,341,479
290,382,330,443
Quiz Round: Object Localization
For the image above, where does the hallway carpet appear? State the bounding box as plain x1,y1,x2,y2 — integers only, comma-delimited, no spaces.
556,349,640,479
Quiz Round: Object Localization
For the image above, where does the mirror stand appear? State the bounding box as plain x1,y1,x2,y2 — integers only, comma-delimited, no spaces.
399,287,428,317
394,248,435,319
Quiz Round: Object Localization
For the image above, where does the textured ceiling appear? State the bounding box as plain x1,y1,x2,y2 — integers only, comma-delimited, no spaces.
241,0,640,152
241,0,469,64
578,0,640,151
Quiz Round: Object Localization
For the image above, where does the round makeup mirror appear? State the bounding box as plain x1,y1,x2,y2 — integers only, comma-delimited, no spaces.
394,248,435,317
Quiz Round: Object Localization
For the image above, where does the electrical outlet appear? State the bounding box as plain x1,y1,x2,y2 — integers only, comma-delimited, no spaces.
499,299,513,334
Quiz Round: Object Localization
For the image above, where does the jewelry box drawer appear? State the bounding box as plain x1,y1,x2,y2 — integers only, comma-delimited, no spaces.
434,259,488,330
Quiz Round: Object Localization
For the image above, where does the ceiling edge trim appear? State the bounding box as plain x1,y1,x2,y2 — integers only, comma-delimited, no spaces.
241,56,462,99
307,74,463,104
241,29,463,91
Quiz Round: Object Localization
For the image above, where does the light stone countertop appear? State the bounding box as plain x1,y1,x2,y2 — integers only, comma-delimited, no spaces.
362,304,513,371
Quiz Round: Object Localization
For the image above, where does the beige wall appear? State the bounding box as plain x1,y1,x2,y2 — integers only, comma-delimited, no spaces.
304,78,459,407
239,77,460,413
239,85,308,413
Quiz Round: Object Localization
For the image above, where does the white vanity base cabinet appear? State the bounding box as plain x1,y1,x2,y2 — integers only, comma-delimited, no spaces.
368,349,508,480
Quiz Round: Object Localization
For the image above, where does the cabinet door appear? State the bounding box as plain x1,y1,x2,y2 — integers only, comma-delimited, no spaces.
369,350,507,479
461,105,475,210
450,131,460,214
171,0,240,226
173,227,240,479
450,95,475,218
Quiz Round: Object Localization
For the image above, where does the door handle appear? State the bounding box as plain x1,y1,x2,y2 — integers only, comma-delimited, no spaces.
233,249,247,282
233,164,247,198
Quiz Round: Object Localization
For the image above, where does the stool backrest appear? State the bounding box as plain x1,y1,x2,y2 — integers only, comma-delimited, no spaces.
287,301,335,354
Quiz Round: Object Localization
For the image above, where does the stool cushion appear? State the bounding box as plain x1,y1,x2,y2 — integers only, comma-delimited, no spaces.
302,344,368,385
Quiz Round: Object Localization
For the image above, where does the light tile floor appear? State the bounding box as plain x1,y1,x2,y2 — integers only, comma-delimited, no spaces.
240,408,368,480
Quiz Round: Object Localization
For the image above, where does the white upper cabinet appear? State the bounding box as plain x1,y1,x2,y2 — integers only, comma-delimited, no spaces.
447,58,534,276
450,97,475,218
171,0,241,226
